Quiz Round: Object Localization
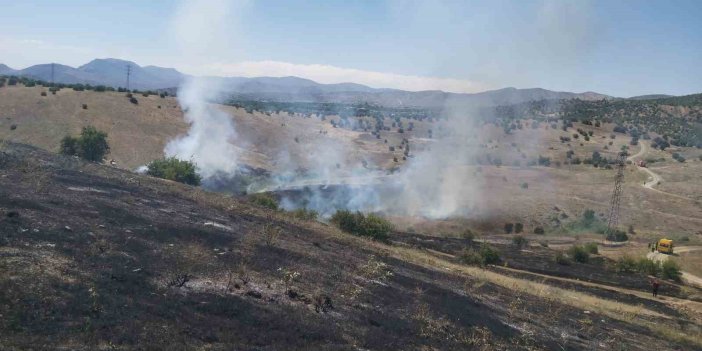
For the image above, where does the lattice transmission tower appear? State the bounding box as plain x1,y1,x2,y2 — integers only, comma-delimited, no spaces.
605,150,628,240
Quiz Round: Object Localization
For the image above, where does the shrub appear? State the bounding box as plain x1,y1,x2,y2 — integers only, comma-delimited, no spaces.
82,104,88,110
583,242,598,254
330,210,393,242
504,222,514,234
514,223,523,233
512,236,528,249
461,244,500,266
60,135,79,156
290,208,318,221
636,258,660,276
606,229,628,242
480,244,501,265
521,182,528,189
615,255,637,273
461,229,475,242
568,245,590,263
533,226,545,235
146,157,202,186
130,97,139,105
661,260,682,281
60,126,110,162
555,252,571,265
460,248,484,266
40,91,47,96
248,193,279,210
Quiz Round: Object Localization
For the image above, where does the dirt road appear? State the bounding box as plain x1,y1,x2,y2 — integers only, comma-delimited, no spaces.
628,142,660,189
647,246,702,288
628,141,694,201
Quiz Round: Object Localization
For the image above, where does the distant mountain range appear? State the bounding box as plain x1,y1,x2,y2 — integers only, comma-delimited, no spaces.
0,58,635,107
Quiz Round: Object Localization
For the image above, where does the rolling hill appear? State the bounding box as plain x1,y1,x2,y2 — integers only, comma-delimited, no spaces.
3,58,613,107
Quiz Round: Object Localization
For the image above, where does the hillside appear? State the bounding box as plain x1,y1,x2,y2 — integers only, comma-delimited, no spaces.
1,142,701,350
2,84,702,236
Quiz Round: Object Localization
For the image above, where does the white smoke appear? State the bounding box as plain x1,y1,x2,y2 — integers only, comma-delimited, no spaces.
165,0,243,179
395,108,483,218
165,78,239,179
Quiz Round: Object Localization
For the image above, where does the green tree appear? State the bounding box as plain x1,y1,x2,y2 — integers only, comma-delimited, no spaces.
77,126,110,161
146,157,201,186
60,126,110,162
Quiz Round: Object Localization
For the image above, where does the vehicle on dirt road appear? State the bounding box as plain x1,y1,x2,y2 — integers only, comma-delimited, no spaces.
657,238,674,254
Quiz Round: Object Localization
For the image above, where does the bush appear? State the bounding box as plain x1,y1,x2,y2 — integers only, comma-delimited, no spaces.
615,255,637,273
521,182,528,189
146,157,201,186
504,223,514,234
40,91,47,96
130,97,139,105
290,208,318,221
583,242,598,254
514,223,523,233
636,258,660,276
461,229,475,242
568,245,590,263
330,210,393,242
661,260,682,281
460,248,484,266
606,229,628,242
533,226,545,235
60,126,110,162
555,252,571,265
512,236,528,249
462,244,501,266
82,104,88,110
78,127,110,161
248,193,279,210
60,135,79,156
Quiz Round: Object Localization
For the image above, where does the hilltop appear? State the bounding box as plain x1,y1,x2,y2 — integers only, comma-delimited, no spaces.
3,58,613,107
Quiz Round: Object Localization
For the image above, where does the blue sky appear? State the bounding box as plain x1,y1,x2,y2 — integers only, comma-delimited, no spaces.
0,0,700,96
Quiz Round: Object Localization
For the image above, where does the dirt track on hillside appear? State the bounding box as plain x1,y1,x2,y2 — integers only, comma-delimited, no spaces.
647,247,702,288
628,142,695,201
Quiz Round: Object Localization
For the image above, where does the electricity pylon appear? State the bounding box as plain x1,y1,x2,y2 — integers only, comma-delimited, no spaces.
605,150,627,240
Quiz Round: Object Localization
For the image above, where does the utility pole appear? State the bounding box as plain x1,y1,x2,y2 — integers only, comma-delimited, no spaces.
605,150,627,240
126,64,131,91
51,63,55,85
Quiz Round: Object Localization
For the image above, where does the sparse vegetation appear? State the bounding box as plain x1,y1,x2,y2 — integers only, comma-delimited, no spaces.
330,210,393,242
461,243,500,266
289,207,318,221
146,157,201,186
567,245,590,263
512,235,528,249
248,193,279,210
583,242,598,254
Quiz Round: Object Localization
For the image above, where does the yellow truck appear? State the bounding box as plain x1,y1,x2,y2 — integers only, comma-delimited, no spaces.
656,239,674,254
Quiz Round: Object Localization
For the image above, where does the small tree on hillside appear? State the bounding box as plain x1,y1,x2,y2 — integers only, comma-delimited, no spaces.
60,126,110,162
147,157,201,186
78,126,110,161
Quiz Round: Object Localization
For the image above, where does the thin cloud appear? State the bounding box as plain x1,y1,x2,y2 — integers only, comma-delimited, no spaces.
194,61,490,93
